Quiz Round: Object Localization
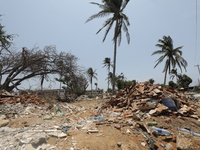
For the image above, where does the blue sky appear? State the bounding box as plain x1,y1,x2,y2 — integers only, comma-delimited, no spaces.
0,0,200,90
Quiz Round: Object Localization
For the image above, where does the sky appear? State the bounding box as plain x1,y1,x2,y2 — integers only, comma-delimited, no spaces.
0,0,200,91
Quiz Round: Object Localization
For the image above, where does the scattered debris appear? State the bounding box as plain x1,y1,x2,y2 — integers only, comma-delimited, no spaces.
0,83,200,149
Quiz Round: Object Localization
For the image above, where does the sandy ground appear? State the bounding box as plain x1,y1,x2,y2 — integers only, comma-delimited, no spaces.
2,97,200,150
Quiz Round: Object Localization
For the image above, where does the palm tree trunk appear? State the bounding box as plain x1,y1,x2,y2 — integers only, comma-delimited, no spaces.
91,78,93,96
164,70,167,86
112,19,119,94
164,61,170,86
112,40,117,94
107,67,110,91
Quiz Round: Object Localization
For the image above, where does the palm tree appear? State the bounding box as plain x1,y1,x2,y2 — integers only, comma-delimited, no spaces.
152,36,188,86
86,67,98,94
106,72,114,91
148,78,155,84
94,82,98,90
103,57,112,91
86,0,130,94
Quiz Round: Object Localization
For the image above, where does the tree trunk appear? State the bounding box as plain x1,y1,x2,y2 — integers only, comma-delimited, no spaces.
112,19,119,94
164,70,167,86
91,78,93,96
107,68,110,92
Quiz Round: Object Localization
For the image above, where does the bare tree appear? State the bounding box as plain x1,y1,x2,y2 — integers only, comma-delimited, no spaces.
0,45,84,92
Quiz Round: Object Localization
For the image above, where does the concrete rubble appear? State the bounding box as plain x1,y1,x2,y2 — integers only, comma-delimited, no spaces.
0,82,200,149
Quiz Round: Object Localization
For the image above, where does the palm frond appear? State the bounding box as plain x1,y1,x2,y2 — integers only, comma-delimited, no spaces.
90,2,107,9
121,0,130,12
117,29,122,46
152,50,164,56
154,55,165,68
163,59,170,73
102,18,115,42
85,11,111,23
122,19,130,44
96,17,113,34
121,13,130,26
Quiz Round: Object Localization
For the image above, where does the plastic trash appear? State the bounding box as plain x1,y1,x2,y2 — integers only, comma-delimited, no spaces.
87,130,99,133
56,105,61,112
161,97,177,110
146,101,157,108
56,113,65,116
114,124,122,129
151,126,172,135
61,126,71,133
146,122,158,126
43,116,52,120
178,128,200,136
165,118,171,123
88,116,104,122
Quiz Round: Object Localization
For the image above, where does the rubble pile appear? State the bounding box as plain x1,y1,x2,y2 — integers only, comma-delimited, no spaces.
104,82,190,110
0,94,45,105
0,84,200,149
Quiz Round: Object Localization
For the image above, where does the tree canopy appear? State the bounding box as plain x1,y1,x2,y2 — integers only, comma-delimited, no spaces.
152,36,188,86
86,0,130,94
0,45,85,92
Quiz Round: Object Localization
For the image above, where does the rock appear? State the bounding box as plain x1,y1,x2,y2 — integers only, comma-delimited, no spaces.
20,137,33,144
166,143,173,150
31,137,47,148
0,115,6,120
190,115,199,119
176,132,192,149
117,142,122,147
149,109,157,115
0,120,9,127
48,131,67,138
153,89,161,94
141,142,146,147
58,132,67,138
24,144,35,150
0,126,10,132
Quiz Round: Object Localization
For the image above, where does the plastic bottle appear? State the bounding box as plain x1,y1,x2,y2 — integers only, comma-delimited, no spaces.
114,124,121,129
178,128,200,136
88,116,104,122
146,122,158,126
151,126,172,135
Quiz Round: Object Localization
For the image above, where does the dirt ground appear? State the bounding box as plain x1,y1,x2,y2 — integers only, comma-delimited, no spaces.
4,97,200,150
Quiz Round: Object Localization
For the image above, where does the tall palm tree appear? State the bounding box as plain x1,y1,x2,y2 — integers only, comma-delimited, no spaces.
86,67,98,94
86,0,130,94
103,57,112,91
152,36,188,86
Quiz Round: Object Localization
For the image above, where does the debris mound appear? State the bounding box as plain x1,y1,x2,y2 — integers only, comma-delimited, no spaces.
0,94,45,105
103,82,189,109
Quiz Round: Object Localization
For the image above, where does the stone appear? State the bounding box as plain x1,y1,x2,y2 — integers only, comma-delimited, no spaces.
141,142,146,147
117,142,122,147
0,120,9,127
176,132,192,150
58,132,67,138
48,131,67,138
149,109,157,115
166,143,173,150
24,144,35,150
0,115,6,120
